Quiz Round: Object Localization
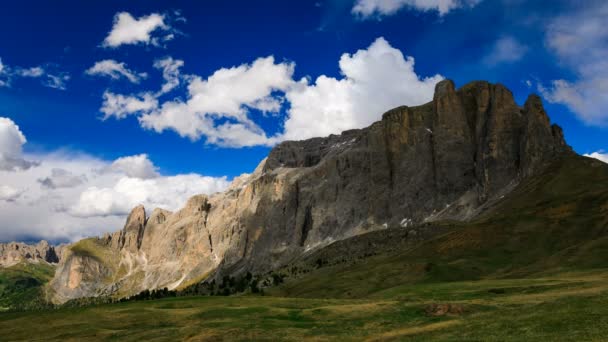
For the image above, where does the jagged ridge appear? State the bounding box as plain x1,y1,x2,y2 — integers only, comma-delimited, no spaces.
48,80,571,303
0,241,62,267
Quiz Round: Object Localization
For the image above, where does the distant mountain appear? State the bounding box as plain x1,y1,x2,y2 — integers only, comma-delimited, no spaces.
47,80,574,303
0,241,62,267
0,241,60,311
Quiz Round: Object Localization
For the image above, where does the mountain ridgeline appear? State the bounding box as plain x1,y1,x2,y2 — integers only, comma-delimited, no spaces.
47,80,572,303
0,241,62,267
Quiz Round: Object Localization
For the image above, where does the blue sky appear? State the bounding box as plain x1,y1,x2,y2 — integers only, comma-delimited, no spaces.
0,0,606,243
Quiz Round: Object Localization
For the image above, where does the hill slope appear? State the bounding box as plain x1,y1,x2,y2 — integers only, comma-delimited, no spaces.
270,153,608,298
0,262,55,311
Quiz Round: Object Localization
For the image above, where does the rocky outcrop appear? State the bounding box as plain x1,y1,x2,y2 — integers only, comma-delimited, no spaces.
0,240,62,267
48,248,112,303
48,80,571,303
105,205,147,252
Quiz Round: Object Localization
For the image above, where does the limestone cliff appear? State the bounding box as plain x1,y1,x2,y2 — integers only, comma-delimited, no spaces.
48,80,571,303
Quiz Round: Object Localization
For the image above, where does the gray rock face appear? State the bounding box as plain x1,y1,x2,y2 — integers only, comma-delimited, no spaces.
106,205,147,252
0,240,62,267
48,80,571,302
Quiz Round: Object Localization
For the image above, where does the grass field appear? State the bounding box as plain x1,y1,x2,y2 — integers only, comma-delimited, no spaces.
0,262,54,312
1,269,608,341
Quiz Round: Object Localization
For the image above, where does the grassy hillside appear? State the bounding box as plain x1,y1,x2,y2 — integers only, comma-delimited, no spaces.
271,154,608,299
0,262,55,311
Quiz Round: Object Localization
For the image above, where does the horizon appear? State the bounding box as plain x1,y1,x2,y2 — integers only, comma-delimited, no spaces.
0,0,607,244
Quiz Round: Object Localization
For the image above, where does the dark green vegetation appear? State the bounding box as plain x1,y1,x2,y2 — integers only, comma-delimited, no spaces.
0,262,54,311
1,154,608,340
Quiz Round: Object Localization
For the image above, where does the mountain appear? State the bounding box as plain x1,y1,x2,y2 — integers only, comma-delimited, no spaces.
0,241,62,267
47,80,572,303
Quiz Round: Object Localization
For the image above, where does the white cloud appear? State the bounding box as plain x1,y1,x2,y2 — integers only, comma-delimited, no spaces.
43,73,70,90
0,58,69,90
38,168,87,189
106,154,159,179
0,58,9,87
281,37,443,141
0,149,230,242
154,57,185,96
352,0,481,18
100,91,158,120
86,60,147,83
0,118,231,242
69,174,228,218
0,117,37,171
102,12,173,48
0,185,24,202
483,36,527,65
539,1,608,126
100,37,442,148
17,67,44,78
584,151,608,164
138,56,294,146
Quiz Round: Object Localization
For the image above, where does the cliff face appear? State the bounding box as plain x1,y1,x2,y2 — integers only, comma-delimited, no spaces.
0,240,62,267
48,80,571,303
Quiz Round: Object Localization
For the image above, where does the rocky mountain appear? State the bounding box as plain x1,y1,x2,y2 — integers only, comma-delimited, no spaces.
0,241,62,267
47,80,572,303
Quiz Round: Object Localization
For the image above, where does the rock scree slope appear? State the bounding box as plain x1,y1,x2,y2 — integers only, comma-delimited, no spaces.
47,80,571,303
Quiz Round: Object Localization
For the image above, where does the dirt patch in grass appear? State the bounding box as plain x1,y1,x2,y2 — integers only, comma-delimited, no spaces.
543,203,577,219
424,303,465,317
366,320,462,341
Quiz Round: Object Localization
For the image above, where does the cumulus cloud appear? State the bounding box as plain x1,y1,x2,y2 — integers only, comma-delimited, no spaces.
69,174,228,218
352,0,481,18
100,37,442,147
138,56,294,146
86,59,147,83
539,1,608,126
0,117,37,171
483,36,527,66
154,57,185,96
100,91,158,120
106,154,159,179
38,168,87,189
584,151,608,164
102,12,175,48
0,185,24,202
0,149,230,242
0,117,231,242
281,37,443,141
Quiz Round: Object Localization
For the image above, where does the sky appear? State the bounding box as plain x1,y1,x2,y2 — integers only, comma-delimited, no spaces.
0,0,606,243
